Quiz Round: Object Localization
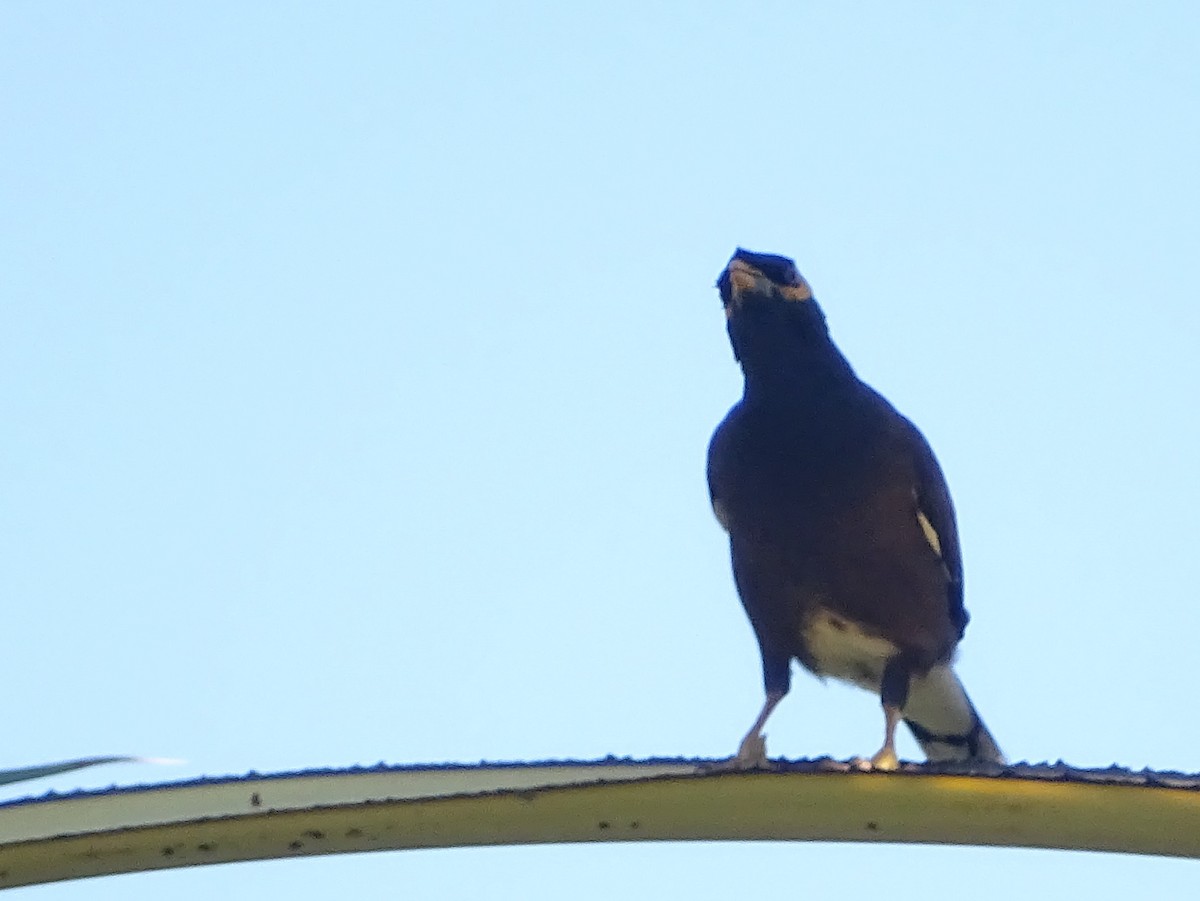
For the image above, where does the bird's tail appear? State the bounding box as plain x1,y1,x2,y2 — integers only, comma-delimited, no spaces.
902,665,1004,763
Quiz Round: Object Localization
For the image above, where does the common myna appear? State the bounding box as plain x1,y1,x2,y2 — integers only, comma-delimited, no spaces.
708,249,1002,770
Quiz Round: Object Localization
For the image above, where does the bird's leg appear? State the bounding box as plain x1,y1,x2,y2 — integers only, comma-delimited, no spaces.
871,704,903,771
871,658,912,771
732,691,784,769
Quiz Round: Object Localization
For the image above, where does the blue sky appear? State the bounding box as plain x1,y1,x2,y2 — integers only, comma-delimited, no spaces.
3,1,1199,897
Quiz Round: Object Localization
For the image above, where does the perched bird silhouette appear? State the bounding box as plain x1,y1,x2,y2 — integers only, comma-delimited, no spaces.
707,249,1003,769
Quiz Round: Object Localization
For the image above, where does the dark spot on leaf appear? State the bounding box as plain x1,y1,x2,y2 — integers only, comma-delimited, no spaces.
250,792,262,807
289,841,303,851
598,821,610,829
629,821,640,829
161,847,175,857
866,821,879,831
198,843,213,852
346,828,363,838
304,830,325,840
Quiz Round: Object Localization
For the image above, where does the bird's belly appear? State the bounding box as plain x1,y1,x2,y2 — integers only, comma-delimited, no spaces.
801,608,898,693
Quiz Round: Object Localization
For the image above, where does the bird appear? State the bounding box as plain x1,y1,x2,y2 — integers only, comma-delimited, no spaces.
707,248,1003,770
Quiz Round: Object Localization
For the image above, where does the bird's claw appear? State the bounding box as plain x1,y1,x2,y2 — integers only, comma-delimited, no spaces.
702,733,773,772
733,732,771,769
869,746,900,771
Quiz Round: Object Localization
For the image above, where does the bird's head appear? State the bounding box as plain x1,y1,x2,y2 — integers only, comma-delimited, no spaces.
716,249,814,313
716,249,837,373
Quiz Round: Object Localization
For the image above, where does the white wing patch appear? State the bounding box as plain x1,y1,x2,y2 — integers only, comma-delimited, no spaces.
916,508,942,557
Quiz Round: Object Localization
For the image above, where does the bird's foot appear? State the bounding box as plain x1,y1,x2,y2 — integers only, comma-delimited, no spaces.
869,744,900,772
703,733,772,772
734,732,770,769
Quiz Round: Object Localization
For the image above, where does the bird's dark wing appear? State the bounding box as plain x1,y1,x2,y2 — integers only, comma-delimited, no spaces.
706,403,798,700
902,417,967,637
706,407,738,532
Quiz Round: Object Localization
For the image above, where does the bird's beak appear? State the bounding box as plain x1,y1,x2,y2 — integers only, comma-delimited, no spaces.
719,259,770,317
